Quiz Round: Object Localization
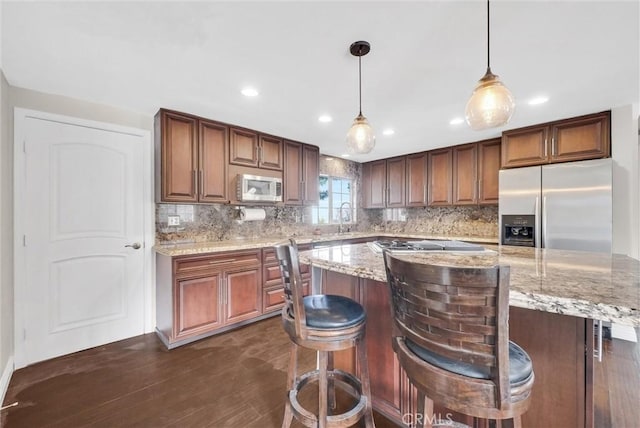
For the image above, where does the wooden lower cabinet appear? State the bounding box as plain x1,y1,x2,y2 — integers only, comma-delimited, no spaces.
175,274,223,339
225,266,262,324
321,270,595,427
155,249,264,348
261,244,311,313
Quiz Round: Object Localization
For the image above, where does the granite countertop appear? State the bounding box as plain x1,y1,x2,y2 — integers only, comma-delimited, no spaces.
154,233,499,257
297,243,640,327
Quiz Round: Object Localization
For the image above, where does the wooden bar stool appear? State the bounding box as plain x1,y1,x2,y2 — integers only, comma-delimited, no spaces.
275,239,375,428
383,252,534,428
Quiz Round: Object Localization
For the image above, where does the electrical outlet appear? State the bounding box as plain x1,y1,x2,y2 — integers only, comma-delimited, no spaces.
167,215,180,226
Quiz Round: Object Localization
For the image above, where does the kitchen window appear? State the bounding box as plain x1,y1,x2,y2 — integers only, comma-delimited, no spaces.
312,176,356,225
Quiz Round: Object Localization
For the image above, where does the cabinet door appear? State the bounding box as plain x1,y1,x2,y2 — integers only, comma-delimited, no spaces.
225,267,262,324
262,280,309,314
501,125,549,168
550,111,610,163
175,273,222,339
259,135,284,170
477,139,501,204
159,111,198,202
405,152,428,207
229,128,259,167
452,143,478,205
302,145,320,205
283,140,303,205
199,120,228,203
427,148,453,206
362,160,387,208
386,157,406,207
362,279,403,419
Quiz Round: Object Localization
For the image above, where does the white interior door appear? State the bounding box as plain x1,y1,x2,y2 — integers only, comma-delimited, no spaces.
16,112,148,367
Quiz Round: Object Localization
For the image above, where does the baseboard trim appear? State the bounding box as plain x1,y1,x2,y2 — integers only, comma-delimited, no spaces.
0,356,14,405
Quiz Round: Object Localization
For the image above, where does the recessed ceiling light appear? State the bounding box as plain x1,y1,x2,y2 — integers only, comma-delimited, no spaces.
318,115,332,123
449,117,465,125
382,128,395,136
241,87,259,97
528,96,549,106
325,157,334,161
341,154,351,158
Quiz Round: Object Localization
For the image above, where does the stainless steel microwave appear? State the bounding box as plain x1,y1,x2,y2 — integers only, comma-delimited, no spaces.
237,174,283,202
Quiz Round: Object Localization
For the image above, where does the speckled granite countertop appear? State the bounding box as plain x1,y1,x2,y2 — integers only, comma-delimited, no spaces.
154,233,498,257
297,243,640,327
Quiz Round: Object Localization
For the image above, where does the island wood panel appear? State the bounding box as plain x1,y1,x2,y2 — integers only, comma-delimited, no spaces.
322,271,361,374
509,307,592,428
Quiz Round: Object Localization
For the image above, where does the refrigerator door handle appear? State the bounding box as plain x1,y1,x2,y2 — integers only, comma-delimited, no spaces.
542,196,547,248
535,196,541,248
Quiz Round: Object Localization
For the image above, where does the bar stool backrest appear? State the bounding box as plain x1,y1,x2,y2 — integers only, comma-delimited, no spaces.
275,239,307,339
383,251,512,410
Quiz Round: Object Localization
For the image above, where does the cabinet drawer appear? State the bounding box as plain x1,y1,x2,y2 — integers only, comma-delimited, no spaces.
263,245,311,269
263,281,310,313
175,250,261,276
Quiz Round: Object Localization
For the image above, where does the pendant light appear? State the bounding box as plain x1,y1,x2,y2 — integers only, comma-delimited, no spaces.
465,0,515,130
346,41,375,154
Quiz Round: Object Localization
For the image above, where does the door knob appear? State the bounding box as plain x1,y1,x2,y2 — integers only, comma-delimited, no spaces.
125,242,142,250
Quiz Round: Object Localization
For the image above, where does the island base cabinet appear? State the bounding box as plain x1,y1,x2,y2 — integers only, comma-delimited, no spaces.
317,270,595,428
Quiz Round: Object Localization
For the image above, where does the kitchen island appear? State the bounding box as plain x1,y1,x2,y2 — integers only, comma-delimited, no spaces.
298,243,640,428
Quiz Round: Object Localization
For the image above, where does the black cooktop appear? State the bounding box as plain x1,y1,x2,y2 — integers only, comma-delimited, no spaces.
371,239,484,252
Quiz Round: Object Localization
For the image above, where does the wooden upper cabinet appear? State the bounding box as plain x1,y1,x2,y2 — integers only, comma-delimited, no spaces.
428,148,453,206
158,111,198,202
362,160,387,208
452,143,478,205
229,128,259,167
199,120,228,203
386,157,406,207
156,110,228,203
406,153,428,207
259,135,284,170
550,111,610,163
477,139,501,205
283,140,303,205
501,125,548,168
502,111,610,168
302,145,320,205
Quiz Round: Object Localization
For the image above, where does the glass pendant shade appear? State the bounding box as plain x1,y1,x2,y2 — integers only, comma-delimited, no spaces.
465,69,515,130
346,114,375,154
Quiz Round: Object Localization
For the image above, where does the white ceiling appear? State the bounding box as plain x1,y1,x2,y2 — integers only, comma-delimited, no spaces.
2,1,639,162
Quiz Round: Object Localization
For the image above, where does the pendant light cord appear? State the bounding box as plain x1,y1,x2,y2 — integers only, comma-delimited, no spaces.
487,0,491,70
358,54,363,116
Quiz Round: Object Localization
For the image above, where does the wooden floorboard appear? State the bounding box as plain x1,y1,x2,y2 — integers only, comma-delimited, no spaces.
2,317,637,427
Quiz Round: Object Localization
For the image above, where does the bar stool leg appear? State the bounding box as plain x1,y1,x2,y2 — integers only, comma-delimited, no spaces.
319,351,329,428
282,343,297,428
356,337,376,428
327,351,336,412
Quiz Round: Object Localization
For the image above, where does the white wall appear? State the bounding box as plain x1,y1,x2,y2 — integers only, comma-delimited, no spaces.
611,104,640,260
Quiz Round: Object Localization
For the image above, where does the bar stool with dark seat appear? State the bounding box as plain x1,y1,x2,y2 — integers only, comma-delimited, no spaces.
275,239,375,428
383,252,534,428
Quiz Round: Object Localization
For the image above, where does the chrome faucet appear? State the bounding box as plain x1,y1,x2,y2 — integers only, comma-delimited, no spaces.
338,201,352,233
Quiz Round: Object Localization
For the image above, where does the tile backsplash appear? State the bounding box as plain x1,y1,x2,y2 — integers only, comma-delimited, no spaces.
155,155,498,243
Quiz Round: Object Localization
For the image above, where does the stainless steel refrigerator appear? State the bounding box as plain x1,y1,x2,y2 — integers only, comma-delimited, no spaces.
498,158,612,253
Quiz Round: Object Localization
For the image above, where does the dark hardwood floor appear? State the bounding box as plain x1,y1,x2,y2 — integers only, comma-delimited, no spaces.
1,318,638,427
0,317,397,427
